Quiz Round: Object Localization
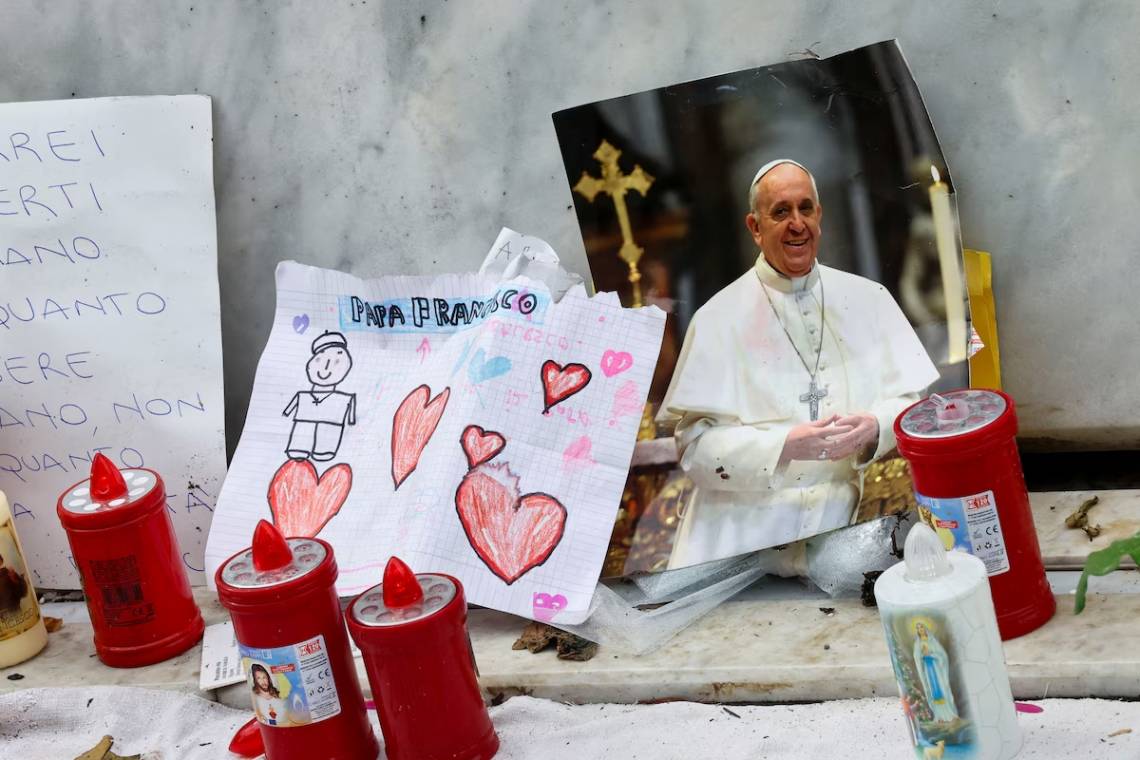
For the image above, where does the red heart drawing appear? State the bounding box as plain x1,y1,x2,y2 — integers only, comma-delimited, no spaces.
392,384,451,489
540,360,592,413
461,424,506,469
267,459,353,537
455,463,566,584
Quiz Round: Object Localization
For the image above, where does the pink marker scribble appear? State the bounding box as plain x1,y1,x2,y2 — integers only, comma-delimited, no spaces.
562,435,595,469
608,380,641,426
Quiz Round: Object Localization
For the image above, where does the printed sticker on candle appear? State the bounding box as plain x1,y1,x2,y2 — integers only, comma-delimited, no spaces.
880,609,977,757
916,489,1010,577
239,634,342,727
0,519,41,640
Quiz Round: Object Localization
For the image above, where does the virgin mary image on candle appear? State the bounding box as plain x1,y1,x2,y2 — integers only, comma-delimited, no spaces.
913,621,958,723
883,613,975,757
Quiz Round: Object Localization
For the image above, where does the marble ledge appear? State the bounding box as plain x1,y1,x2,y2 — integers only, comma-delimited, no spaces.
5,584,1138,708
466,592,1140,704
0,592,230,697
2,487,1136,705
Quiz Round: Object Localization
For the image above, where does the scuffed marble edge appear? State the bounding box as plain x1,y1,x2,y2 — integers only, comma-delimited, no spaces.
465,592,1140,704
8,497,1140,707
0,589,230,698
1031,489,1140,569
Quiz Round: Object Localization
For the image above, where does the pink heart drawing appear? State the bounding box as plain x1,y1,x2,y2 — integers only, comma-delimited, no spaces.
461,424,506,469
533,592,568,622
562,435,594,469
455,462,566,585
391,385,451,489
600,350,633,377
541,360,592,413
267,459,353,537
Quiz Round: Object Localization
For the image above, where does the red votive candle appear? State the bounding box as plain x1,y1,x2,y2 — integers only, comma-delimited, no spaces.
56,452,204,667
347,556,499,760
216,520,378,760
895,389,1055,639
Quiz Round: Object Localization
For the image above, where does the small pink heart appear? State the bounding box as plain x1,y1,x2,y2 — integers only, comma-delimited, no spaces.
533,592,568,622
600,350,633,377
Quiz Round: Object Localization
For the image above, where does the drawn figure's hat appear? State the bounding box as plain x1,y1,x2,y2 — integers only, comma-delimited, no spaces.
311,330,348,353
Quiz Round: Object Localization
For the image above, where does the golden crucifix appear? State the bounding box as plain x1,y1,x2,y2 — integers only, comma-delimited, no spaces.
573,140,654,307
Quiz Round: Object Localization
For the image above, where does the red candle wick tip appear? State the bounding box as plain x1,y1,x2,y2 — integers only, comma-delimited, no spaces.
251,519,293,572
89,452,128,501
383,556,423,608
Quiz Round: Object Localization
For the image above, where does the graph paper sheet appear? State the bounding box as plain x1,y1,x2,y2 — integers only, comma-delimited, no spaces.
205,233,664,623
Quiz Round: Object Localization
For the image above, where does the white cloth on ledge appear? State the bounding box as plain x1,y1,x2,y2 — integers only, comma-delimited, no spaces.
2,686,1138,759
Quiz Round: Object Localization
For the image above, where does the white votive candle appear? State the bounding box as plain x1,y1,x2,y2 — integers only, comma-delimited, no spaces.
875,523,1021,759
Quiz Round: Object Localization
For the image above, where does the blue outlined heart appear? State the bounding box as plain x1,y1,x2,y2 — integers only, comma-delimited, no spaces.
467,348,512,384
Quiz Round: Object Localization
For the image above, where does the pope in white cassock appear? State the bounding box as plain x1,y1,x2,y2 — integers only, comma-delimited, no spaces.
660,159,940,569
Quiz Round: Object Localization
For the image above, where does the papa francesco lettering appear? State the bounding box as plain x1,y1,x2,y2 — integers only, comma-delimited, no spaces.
343,289,542,333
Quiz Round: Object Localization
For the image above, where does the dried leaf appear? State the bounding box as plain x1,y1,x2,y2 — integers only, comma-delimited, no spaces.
74,735,113,760
512,622,597,661
1064,495,1099,529
512,622,557,653
43,616,64,633
72,734,142,760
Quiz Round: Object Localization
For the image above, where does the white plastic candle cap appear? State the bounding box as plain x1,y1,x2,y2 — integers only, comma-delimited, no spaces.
903,522,953,582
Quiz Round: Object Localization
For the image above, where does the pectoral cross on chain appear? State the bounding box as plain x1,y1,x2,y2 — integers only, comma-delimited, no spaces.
800,379,828,421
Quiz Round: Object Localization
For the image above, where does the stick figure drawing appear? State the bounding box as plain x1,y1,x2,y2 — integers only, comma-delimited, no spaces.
283,331,356,462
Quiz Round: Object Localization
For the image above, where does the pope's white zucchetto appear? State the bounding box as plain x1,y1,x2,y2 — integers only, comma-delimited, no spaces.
749,159,819,208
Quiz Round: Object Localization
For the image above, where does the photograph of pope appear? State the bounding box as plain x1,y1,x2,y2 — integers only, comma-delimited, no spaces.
659,159,939,569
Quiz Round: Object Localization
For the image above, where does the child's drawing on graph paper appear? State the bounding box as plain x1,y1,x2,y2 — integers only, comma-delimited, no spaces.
206,230,667,624
283,331,357,462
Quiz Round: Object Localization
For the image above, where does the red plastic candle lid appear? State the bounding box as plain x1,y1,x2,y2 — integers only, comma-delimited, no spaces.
898,389,1007,439
219,536,327,589
351,560,455,628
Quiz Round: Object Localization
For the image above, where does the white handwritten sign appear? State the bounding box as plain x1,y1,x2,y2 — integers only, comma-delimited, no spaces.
0,96,227,587
206,234,665,623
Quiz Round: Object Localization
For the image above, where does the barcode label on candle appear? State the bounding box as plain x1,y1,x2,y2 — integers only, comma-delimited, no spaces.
88,555,156,626
915,489,1010,576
